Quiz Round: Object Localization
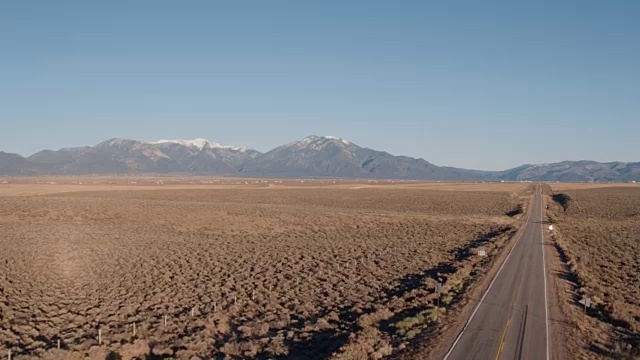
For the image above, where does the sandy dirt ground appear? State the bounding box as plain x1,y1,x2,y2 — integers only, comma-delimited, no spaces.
0,179,530,359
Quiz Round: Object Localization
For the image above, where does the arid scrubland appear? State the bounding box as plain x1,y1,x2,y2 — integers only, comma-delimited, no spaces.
0,181,529,359
547,186,640,359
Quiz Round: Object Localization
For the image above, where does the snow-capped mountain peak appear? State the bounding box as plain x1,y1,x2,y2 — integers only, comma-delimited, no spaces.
150,138,253,152
276,135,356,155
295,135,351,146
323,136,351,145
151,138,212,150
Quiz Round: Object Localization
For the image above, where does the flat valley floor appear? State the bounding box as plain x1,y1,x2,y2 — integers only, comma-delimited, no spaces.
1,178,636,359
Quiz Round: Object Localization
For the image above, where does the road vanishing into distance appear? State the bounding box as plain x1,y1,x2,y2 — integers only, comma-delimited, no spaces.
443,185,550,360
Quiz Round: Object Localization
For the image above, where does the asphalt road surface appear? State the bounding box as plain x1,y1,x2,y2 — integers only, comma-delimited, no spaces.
443,184,550,360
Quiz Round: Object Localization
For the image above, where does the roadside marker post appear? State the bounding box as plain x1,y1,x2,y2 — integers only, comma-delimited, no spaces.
477,247,486,257
579,297,591,314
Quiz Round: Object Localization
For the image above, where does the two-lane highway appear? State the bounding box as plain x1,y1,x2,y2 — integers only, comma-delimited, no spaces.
443,185,550,360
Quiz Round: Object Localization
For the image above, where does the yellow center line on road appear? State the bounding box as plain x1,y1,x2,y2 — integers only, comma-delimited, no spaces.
442,187,539,360
493,188,538,360
495,316,513,360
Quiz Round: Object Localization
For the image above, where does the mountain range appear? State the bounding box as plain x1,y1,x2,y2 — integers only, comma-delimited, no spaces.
0,136,638,182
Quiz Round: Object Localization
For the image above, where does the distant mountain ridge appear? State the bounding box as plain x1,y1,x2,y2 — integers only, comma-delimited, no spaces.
15,138,260,175
0,136,638,182
238,135,495,180
496,161,640,182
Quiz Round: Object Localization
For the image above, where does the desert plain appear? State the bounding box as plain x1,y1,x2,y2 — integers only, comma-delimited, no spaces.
3,177,638,359
0,177,534,359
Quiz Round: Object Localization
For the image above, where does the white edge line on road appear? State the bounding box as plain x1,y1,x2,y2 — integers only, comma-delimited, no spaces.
442,186,537,360
540,184,550,360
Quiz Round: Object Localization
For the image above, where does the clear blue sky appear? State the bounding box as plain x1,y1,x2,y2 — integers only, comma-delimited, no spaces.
1,1,638,170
